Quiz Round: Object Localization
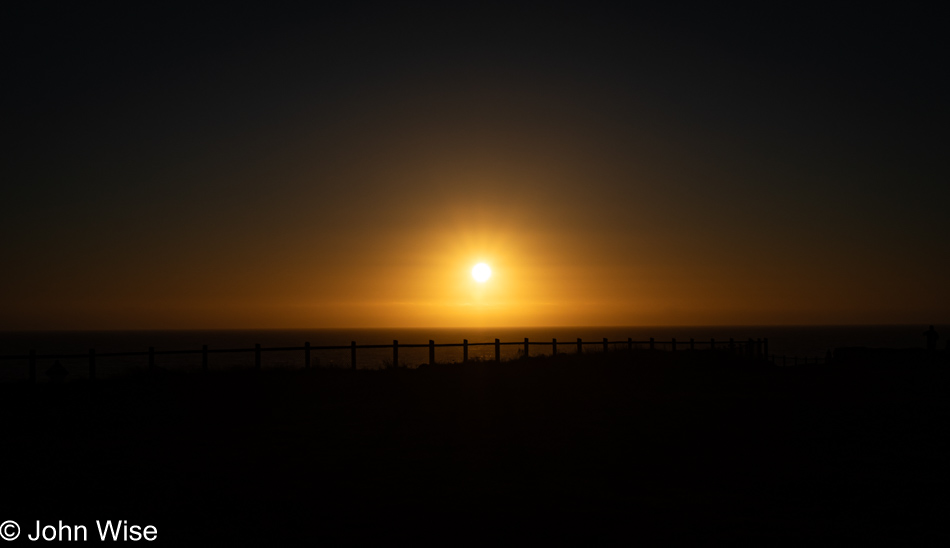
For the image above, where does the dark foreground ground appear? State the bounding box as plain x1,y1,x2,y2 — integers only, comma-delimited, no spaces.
3,350,949,546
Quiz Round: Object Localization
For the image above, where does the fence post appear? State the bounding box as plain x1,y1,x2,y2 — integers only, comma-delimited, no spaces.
351,341,357,370
649,338,654,351
89,348,96,381
603,338,608,353
203,345,208,373
255,344,261,370
149,347,155,372
495,339,500,362
429,340,435,366
305,342,311,369
577,338,582,354
690,338,694,351
552,338,557,356
393,340,399,368
524,338,529,358
29,349,36,384
671,338,677,352
462,339,467,363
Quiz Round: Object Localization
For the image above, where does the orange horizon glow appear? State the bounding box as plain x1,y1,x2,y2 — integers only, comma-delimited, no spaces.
4,85,948,332
4,201,946,331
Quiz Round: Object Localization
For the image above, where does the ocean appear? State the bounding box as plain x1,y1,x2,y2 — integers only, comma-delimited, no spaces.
1,325,945,382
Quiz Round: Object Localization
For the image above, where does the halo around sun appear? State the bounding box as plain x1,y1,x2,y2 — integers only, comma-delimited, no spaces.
472,263,492,283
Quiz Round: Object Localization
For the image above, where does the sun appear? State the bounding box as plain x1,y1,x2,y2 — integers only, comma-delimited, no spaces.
471,263,492,283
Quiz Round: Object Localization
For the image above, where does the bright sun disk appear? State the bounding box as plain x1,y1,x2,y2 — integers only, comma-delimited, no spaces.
472,263,492,283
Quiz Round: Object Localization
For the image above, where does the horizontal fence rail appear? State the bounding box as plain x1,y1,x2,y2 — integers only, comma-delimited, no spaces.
2,336,770,383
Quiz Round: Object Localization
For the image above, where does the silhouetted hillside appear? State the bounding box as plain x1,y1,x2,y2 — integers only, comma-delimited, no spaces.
3,350,948,545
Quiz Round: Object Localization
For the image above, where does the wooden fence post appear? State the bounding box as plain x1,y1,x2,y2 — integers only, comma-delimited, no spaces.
29,349,36,384
202,345,208,373
671,338,677,352
577,338,582,354
305,342,311,369
649,338,654,351
603,338,608,353
393,340,398,368
255,344,261,370
149,347,155,372
429,340,435,366
351,341,357,370
89,348,96,381
524,338,529,358
495,339,500,362
552,338,557,356
462,339,467,363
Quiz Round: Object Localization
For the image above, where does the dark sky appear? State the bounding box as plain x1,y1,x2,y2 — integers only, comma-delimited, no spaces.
3,2,948,329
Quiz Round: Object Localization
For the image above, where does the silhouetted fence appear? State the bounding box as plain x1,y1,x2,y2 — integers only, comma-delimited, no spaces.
1,336,770,383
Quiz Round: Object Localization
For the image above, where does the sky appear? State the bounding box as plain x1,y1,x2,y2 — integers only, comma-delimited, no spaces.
3,2,948,329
